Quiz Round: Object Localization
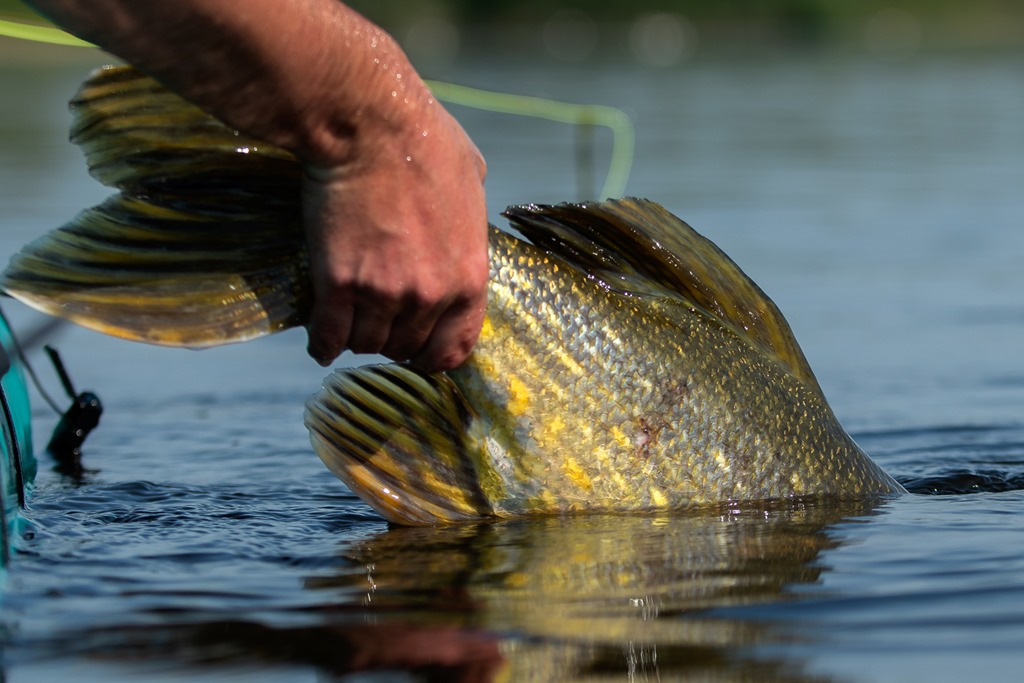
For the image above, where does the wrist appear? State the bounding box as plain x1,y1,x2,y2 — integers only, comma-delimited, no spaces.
294,33,436,175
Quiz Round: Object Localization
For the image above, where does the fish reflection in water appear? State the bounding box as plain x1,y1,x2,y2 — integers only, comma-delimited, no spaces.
63,499,879,682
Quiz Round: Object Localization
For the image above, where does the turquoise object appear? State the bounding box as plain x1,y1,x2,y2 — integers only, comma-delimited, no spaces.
0,307,35,565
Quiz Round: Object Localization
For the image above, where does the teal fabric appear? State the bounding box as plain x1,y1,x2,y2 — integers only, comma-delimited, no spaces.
0,309,35,565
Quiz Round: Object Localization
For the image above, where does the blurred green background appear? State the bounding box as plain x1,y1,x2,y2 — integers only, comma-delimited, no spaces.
3,0,1023,68
348,0,1024,58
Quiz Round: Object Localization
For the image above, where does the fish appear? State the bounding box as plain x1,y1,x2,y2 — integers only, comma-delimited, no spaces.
0,65,904,524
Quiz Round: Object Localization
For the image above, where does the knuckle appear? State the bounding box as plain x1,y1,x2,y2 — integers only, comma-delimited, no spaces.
399,277,444,310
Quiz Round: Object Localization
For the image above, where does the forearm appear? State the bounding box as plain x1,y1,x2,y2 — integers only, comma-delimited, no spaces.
27,0,424,166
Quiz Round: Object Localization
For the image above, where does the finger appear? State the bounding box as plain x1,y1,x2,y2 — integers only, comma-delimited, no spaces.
411,294,487,373
346,297,402,355
306,297,354,366
379,299,445,363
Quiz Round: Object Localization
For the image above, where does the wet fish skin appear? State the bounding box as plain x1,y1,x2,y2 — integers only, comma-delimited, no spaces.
1,66,904,524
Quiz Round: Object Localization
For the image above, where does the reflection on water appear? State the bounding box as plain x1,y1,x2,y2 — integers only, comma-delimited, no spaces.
42,500,883,681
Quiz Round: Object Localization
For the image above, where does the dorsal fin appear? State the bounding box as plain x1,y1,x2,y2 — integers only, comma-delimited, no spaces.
503,198,822,395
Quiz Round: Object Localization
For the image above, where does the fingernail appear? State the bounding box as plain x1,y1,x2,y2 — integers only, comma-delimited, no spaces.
307,347,331,367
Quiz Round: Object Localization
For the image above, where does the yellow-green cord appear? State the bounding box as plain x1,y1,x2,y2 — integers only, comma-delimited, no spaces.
0,17,92,46
0,19,634,197
425,80,634,199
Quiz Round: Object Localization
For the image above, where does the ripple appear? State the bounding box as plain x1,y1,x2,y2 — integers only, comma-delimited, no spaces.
902,468,1024,495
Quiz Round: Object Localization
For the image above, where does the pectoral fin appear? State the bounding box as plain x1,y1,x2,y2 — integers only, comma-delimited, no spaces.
305,364,493,525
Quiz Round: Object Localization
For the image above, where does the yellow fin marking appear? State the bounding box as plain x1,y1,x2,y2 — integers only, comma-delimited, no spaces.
610,424,631,450
563,457,593,492
649,487,668,507
506,375,531,416
538,414,566,446
479,315,495,342
714,447,731,472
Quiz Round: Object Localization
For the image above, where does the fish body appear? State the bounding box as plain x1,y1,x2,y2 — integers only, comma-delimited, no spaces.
2,66,903,524
307,214,901,523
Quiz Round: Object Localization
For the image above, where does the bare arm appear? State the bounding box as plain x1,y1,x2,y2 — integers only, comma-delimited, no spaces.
28,0,489,371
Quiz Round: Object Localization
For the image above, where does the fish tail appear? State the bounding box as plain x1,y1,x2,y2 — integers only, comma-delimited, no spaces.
304,364,494,525
0,65,310,347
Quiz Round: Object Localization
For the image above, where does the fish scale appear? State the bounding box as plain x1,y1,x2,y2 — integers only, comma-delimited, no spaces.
0,65,904,525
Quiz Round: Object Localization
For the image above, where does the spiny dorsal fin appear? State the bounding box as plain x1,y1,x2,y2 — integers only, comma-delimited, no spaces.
503,198,822,394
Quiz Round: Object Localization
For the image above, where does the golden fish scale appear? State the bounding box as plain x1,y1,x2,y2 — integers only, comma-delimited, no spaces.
451,231,895,515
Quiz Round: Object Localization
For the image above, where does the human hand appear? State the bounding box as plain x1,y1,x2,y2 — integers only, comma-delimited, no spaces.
28,0,488,371
301,92,489,373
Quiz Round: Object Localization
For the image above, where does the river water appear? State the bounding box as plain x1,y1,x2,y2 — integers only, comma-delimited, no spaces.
1,41,1024,682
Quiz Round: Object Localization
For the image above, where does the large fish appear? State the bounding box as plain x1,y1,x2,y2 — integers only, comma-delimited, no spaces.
1,66,903,524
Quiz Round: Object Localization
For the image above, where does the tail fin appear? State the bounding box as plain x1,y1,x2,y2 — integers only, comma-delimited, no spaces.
305,364,493,525
1,65,309,347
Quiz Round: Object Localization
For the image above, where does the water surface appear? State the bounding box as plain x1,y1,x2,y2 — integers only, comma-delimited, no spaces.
1,45,1024,682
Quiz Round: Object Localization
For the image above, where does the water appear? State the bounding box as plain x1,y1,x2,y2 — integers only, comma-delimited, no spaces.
2,42,1024,681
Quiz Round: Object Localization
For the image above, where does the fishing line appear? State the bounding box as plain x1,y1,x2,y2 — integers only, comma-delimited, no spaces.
0,306,102,473
0,16,91,46
424,79,634,199
0,16,635,198
0,307,64,415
